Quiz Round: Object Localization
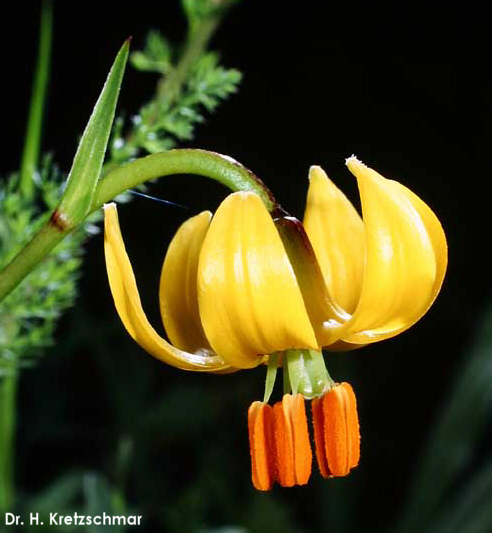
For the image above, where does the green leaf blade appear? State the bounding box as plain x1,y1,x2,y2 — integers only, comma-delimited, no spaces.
426,457,492,533
57,39,130,225
394,304,492,533
19,0,53,199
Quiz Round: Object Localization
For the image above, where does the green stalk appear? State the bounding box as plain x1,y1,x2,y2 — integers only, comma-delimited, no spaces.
1,3,53,511
19,1,53,198
92,149,275,212
285,349,333,399
156,15,218,106
56,39,130,226
0,149,276,303
0,223,67,303
263,353,279,403
0,369,17,512
102,6,222,176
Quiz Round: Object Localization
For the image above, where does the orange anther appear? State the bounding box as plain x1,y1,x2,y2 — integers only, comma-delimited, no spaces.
273,394,312,487
312,382,360,477
248,401,275,491
311,396,330,477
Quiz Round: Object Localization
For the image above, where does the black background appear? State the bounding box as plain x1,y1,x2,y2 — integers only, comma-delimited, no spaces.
2,1,492,531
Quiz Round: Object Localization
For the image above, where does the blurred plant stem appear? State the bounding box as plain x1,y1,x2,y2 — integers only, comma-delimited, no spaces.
0,368,17,513
158,15,218,104
19,0,52,199
393,301,492,533
0,2,53,514
110,435,133,516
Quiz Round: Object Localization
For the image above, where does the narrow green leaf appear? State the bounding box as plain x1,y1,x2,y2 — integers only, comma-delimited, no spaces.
426,457,492,533
57,39,130,226
394,304,492,533
83,473,126,533
29,471,84,514
19,0,53,198
0,371,17,512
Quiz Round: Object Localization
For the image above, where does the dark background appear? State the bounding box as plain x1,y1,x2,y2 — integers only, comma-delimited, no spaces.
2,1,492,532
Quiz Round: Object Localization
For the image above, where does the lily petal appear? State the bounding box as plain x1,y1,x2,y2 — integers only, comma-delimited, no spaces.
275,216,349,346
197,192,319,369
303,166,365,315
159,211,213,354
389,180,447,306
343,157,445,343
103,203,230,371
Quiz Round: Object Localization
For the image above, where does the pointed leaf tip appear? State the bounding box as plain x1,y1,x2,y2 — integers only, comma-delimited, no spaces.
57,41,130,226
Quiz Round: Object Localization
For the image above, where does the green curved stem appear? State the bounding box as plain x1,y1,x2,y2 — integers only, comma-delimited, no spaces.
0,149,277,302
92,149,275,212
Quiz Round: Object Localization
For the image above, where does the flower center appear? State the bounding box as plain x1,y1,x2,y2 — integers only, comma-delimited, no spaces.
248,349,360,490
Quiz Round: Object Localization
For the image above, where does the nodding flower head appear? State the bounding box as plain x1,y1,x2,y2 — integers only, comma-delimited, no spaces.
103,157,447,489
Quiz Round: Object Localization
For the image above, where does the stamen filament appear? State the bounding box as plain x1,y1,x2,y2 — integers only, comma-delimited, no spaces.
263,353,280,403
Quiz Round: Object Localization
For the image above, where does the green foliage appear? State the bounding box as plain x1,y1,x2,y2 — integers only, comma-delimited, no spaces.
83,473,128,533
182,0,242,26
0,6,242,372
426,456,492,533
0,0,244,527
0,160,100,372
111,33,242,164
393,301,492,533
188,52,242,114
152,51,241,142
23,471,131,533
129,30,173,74
57,39,129,226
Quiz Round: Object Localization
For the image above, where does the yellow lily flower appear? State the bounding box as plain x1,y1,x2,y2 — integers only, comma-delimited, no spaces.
103,156,447,490
104,191,318,372
103,155,446,367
